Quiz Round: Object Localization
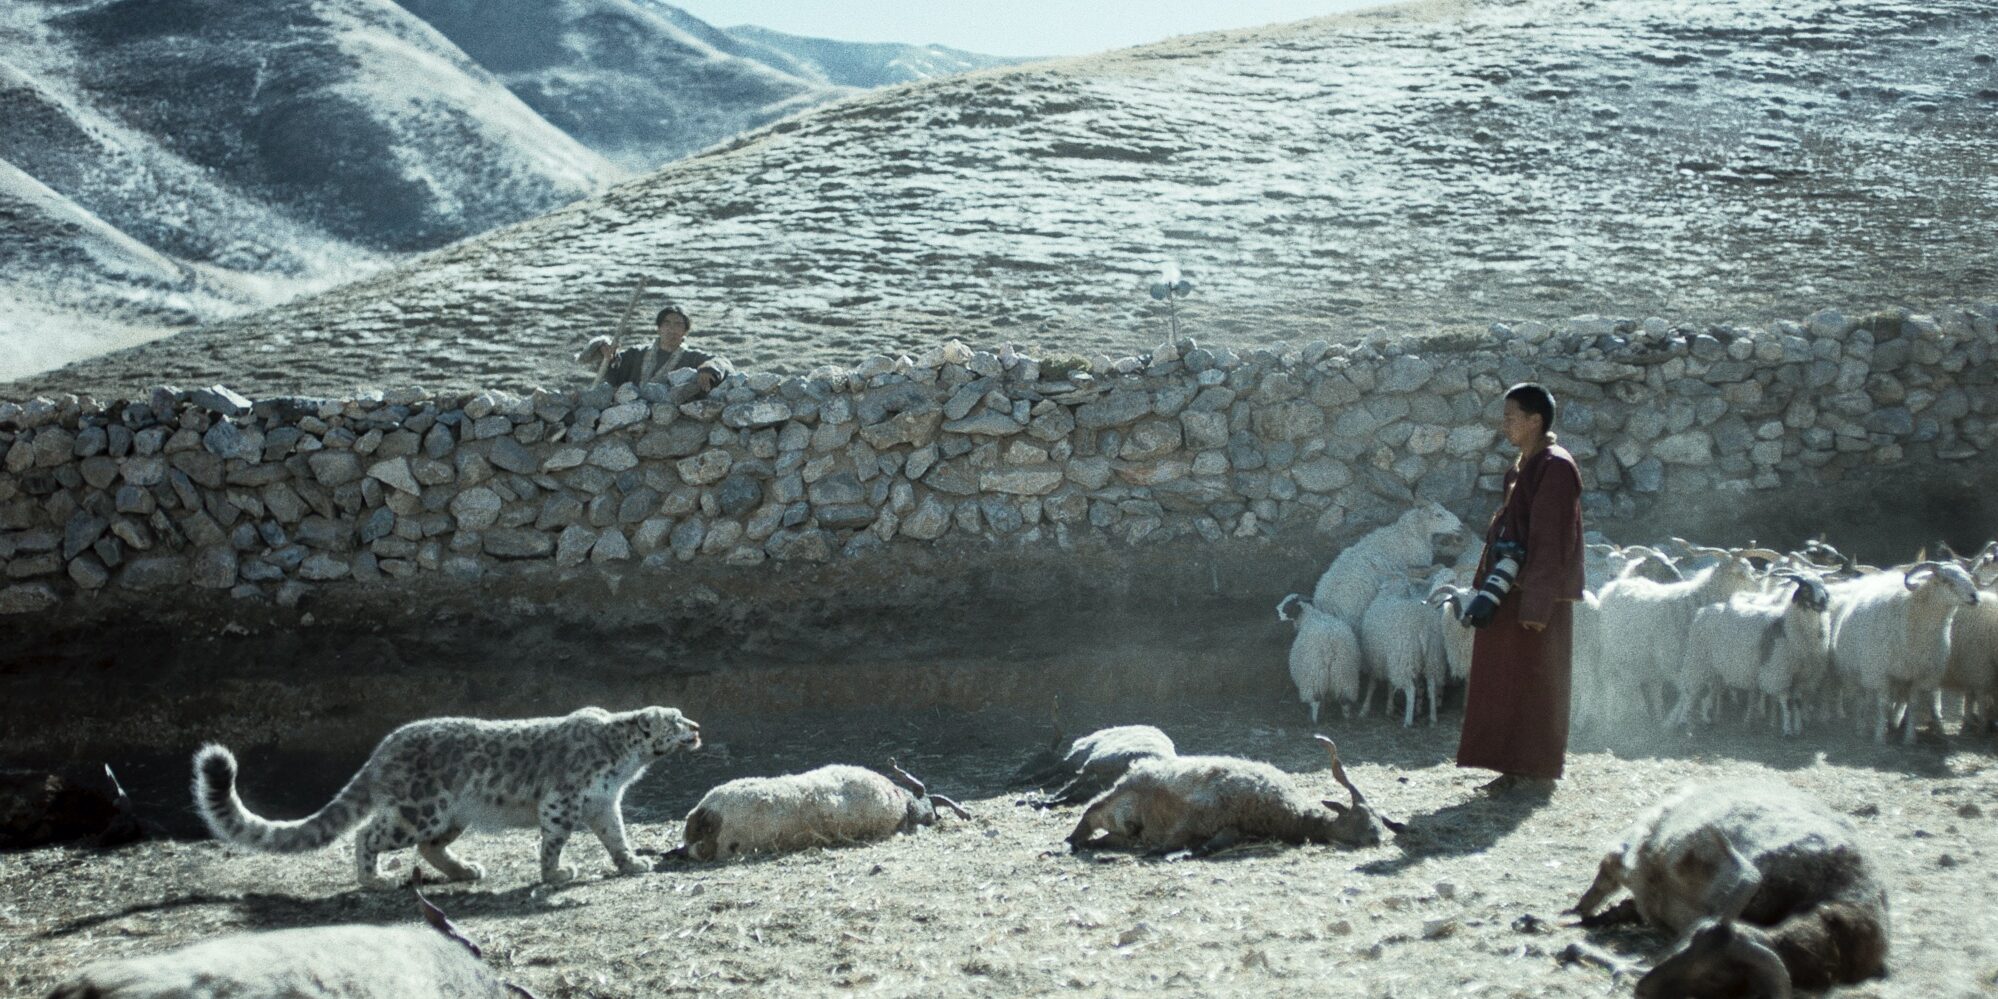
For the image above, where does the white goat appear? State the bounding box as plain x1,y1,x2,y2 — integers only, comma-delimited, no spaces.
1424,582,1476,686
44,894,532,998
1277,593,1362,723
1362,574,1449,726
668,763,968,861
1672,573,1833,737
1827,560,1982,743
1940,549,1998,734
1567,589,1607,732
1310,500,1463,624
1594,545,1775,727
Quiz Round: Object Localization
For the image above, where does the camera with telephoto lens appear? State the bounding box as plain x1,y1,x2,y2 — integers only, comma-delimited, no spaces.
1460,540,1526,629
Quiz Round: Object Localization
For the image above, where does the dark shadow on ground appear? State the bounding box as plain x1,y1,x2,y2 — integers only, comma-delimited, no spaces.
1355,787,1555,877
39,884,588,940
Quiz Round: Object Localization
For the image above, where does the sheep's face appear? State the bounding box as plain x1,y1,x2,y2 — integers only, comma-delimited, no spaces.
1312,736,1404,848
1318,798,1401,847
1405,500,1463,539
1636,919,1790,999
1785,574,1830,612
627,707,702,758
1906,562,1980,607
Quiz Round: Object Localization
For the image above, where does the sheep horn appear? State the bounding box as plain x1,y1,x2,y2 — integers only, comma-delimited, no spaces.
1313,734,1367,807
1049,695,1066,751
1973,540,1998,565
1276,593,1301,622
1903,561,1945,589
1425,583,1461,607
886,760,927,798
930,794,971,820
415,889,482,958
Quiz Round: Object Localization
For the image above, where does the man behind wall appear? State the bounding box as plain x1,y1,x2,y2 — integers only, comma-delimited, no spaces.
576,305,734,393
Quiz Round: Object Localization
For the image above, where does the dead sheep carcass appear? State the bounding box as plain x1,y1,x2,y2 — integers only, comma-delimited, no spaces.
667,763,969,862
1065,736,1401,856
1011,702,1176,808
1570,780,1888,997
43,893,534,998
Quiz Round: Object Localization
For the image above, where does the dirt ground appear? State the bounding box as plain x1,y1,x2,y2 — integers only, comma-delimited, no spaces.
4,702,1996,998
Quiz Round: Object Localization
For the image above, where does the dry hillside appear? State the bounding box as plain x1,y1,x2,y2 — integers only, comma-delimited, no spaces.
12,0,1995,400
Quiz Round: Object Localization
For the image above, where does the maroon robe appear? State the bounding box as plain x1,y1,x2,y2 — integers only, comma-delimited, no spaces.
1456,439,1584,780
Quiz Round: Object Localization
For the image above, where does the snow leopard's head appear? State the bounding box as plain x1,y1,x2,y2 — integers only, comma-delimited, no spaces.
627,706,702,758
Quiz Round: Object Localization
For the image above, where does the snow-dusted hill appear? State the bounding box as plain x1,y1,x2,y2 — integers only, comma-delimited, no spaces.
0,0,624,379
712,23,1025,89
0,0,1023,382
13,0,1998,398
393,0,842,172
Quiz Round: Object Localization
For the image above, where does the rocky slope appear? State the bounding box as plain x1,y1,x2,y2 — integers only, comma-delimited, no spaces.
11,0,1998,399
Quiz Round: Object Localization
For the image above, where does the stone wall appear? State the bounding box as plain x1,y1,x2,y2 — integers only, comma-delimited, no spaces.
2,303,1996,615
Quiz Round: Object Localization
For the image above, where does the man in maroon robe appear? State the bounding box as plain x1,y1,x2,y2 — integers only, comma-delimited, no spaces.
1455,383,1585,793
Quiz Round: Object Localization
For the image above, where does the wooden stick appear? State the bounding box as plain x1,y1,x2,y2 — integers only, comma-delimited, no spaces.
597,276,650,383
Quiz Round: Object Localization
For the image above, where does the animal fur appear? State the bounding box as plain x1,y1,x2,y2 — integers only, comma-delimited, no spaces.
193,706,701,888
1572,781,1889,995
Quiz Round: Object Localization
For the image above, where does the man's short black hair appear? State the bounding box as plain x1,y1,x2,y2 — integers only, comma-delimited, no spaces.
1504,382,1557,432
655,305,690,329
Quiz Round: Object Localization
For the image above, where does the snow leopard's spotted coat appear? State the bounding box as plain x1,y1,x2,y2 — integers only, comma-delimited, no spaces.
193,706,701,888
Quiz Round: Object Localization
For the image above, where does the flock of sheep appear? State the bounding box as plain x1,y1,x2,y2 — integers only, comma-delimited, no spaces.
1280,501,1996,746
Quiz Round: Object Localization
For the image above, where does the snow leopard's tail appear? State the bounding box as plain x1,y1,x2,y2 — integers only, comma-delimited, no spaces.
192,743,372,852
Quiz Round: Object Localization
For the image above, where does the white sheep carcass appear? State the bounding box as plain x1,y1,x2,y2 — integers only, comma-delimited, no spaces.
1012,707,1177,808
1277,592,1362,723
1827,560,1982,743
44,893,531,998
1594,545,1776,728
1066,736,1400,856
668,763,969,861
1361,574,1450,726
1310,500,1464,624
1570,781,1888,997
1671,572,1833,737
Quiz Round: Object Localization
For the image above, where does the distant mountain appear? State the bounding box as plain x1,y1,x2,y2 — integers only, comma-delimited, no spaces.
0,0,623,379
21,0,1996,400
20,0,617,252
0,0,1028,382
719,24,1026,89
393,0,843,172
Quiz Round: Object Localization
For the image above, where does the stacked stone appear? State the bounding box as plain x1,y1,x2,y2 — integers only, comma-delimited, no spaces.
1,304,1993,612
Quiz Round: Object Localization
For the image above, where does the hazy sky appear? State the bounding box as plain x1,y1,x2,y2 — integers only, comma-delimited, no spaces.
668,2,1388,58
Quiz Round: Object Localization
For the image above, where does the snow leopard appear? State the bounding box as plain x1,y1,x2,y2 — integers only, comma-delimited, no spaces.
193,705,702,888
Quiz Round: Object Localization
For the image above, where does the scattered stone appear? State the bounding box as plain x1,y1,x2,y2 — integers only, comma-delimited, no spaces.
0,583,58,614
188,385,252,416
